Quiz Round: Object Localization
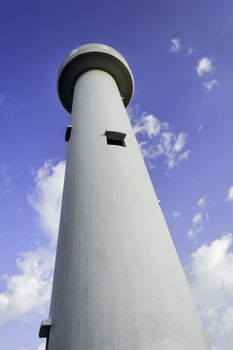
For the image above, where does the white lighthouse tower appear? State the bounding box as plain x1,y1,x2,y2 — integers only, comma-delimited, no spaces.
39,43,210,350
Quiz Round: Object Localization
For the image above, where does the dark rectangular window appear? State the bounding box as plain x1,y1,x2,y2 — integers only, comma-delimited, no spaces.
65,125,72,142
105,131,126,147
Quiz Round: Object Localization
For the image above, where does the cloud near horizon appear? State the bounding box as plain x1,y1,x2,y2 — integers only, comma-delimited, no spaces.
189,234,233,350
0,247,54,325
0,161,65,325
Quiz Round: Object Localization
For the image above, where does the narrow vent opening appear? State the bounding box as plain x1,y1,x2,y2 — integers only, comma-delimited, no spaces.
105,131,126,147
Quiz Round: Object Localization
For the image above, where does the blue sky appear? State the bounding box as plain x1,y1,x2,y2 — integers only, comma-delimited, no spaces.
0,1,233,349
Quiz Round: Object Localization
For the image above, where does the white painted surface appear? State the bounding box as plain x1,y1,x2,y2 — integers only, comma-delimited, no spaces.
48,69,210,349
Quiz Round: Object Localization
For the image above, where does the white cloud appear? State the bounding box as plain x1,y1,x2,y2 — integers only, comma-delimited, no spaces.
187,211,206,240
173,132,186,152
131,111,190,169
193,212,203,226
37,343,46,350
173,210,182,220
189,234,233,350
187,228,196,239
28,160,65,243
0,248,54,325
133,114,161,138
187,195,209,240
196,57,214,77
169,38,181,53
226,186,233,204
203,79,218,92
188,46,194,55
197,196,206,207
0,161,65,325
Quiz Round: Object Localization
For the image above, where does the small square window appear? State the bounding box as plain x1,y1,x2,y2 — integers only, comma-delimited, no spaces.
105,131,126,147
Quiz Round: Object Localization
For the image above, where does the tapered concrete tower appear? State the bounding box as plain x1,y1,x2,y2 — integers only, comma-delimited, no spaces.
40,44,210,350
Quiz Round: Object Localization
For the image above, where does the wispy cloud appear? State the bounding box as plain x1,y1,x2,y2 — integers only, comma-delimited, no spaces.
188,212,205,239
226,186,233,204
173,210,182,220
0,93,16,119
187,46,194,55
203,79,218,92
169,38,181,53
187,197,208,240
197,120,206,132
187,228,196,239
187,217,204,240
196,57,214,77
197,196,206,208
193,212,203,226
130,109,190,169
189,233,233,350
133,114,161,138
0,163,12,196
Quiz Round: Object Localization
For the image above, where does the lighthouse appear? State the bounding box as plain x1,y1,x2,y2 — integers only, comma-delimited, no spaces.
39,43,210,350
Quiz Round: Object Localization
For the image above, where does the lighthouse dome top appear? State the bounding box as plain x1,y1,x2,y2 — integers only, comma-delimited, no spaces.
57,43,134,113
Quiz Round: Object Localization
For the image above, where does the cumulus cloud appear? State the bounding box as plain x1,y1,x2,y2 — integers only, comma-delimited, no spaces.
196,57,214,77
190,234,233,350
0,161,65,325
169,38,181,53
130,110,190,169
197,196,206,207
0,248,54,325
226,186,233,204
28,160,65,243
